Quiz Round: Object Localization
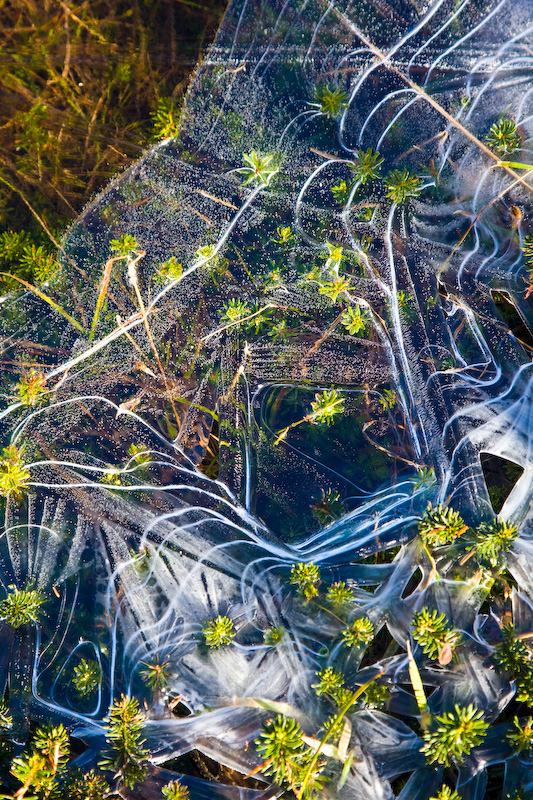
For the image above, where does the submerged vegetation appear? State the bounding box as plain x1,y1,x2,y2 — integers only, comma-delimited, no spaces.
1,0,533,798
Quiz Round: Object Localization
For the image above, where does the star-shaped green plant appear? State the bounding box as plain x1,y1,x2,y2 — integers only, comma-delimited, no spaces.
220,298,251,325
418,503,468,547
309,389,345,425
263,626,285,646
202,615,236,647
0,585,44,628
311,666,346,700
486,118,521,155
236,151,278,187
0,444,31,499
319,276,351,302
341,616,374,647
384,168,422,204
412,608,461,660
311,488,344,525
15,369,46,407
341,305,368,335
162,779,190,800
472,518,518,567
493,624,533,703
349,147,384,185
507,716,533,753
421,704,488,766
326,581,355,605
73,658,102,696
430,786,461,800
290,562,320,600
312,85,349,118
324,241,344,273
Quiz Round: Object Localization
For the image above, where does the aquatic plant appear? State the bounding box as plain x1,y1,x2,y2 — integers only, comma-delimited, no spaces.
202,615,236,647
139,655,171,692
507,716,533,753
418,504,468,547
290,562,321,600
384,168,422,204
0,445,30,499
349,148,384,185
162,780,191,800
236,151,278,187
72,658,101,696
430,788,461,800
311,666,345,700
0,586,44,628
312,85,349,118
421,704,488,766
341,616,374,647
99,695,148,788
485,118,521,155
326,581,354,605
412,608,461,660
341,305,368,336
472,518,518,566
3,0,533,797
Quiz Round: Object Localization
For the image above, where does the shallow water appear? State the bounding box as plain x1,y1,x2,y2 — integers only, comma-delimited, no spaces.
3,0,533,797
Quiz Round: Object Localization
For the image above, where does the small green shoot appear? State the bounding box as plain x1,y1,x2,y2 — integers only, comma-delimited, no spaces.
341,616,374,647
73,658,102,696
341,305,368,336
412,608,461,661
236,151,278,187
0,585,44,628
290,562,320,600
418,503,468,548
384,168,422,204
421,704,488,766
14,369,46,407
264,626,285,646
349,148,384,185
162,779,191,800
202,615,236,647
486,118,521,155
99,695,148,788
507,716,533,752
312,85,349,118
140,654,171,692
326,582,355,605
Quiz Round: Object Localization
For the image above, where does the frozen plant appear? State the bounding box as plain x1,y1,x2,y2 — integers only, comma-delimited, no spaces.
421,704,488,766
341,616,374,647
311,666,346,700
472,518,518,567
430,787,461,800
73,658,101,696
236,151,278,187
485,118,521,155
326,581,355,605
162,779,191,799
309,389,345,425
418,503,468,547
349,147,384,185
140,654,172,692
412,608,461,661
202,614,236,647
341,305,368,336
290,562,320,600
99,695,148,788
312,85,349,118
0,444,30,499
0,585,44,628
507,716,533,752
384,168,422,204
